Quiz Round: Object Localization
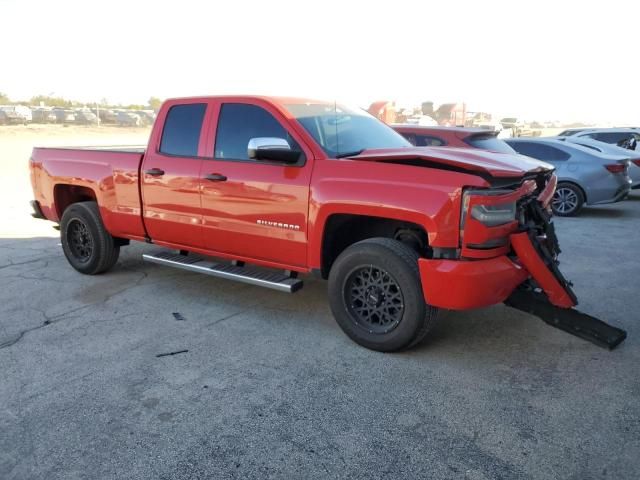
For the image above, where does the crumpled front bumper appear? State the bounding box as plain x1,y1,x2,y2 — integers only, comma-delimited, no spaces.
419,228,576,311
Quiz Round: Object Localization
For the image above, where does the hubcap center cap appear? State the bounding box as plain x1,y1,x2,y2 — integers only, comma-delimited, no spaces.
365,287,383,307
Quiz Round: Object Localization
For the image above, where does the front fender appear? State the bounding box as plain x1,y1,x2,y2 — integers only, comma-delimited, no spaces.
307,158,487,268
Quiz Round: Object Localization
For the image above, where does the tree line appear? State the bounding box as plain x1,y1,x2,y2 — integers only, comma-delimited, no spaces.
0,92,163,111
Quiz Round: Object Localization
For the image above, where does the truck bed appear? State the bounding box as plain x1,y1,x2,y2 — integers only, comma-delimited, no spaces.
30,146,147,240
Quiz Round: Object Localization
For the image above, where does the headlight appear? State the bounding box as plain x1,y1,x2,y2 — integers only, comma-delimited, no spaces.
471,202,517,227
461,189,517,228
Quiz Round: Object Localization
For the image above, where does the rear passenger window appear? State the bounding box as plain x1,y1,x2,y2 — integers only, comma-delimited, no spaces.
215,103,302,161
160,103,206,157
510,142,570,161
416,135,445,147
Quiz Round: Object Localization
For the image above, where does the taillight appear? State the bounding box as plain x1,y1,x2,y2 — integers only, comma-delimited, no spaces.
632,159,640,167
604,164,626,174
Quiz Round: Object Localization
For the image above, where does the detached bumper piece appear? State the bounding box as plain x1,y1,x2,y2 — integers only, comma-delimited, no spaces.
508,200,626,349
505,288,627,350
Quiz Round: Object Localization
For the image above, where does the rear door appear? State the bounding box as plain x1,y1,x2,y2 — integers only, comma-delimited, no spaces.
140,101,208,248
199,101,313,268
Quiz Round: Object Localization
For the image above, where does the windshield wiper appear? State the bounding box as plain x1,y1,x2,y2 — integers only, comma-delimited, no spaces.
335,149,365,158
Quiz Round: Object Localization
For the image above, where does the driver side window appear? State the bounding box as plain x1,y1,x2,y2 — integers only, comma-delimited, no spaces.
214,103,303,162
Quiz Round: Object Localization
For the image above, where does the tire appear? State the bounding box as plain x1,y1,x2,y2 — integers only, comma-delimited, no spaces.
552,182,585,217
60,201,120,274
328,237,438,352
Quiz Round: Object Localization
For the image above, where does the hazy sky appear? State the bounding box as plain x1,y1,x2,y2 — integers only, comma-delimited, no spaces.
3,0,639,123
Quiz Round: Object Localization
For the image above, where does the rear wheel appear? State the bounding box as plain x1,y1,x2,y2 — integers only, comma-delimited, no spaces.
60,201,120,274
552,183,585,217
328,238,438,352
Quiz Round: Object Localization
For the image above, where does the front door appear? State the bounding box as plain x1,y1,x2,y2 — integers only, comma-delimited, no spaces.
200,102,312,268
141,102,207,248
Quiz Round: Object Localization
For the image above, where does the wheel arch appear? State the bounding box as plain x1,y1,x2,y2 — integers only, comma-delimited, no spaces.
53,184,98,218
316,211,432,279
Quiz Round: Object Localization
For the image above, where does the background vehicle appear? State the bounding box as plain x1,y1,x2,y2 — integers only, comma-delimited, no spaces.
393,125,516,153
506,138,631,216
0,107,24,125
28,96,625,351
73,110,99,125
567,128,640,150
556,136,640,189
91,108,118,124
134,110,156,126
32,107,57,123
74,110,100,125
0,105,31,124
52,108,76,124
116,111,141,126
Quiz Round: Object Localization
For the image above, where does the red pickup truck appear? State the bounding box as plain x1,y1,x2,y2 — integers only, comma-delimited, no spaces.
29,96,626,351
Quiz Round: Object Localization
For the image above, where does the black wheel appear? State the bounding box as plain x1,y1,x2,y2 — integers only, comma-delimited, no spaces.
552,183,585,217
328,238,438,352
60,201,120,274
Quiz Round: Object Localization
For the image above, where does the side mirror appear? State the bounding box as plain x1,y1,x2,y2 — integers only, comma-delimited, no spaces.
247,137,301,164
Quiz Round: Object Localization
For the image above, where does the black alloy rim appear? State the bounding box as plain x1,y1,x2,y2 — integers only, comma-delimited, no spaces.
67,219,93,261
344,265,404,334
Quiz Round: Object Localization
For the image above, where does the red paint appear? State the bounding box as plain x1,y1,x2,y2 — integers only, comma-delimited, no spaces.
510,232,576,308
30,95,574,312
419,256,529,309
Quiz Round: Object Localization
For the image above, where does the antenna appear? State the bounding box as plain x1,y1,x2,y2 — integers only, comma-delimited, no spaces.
334,99,339,157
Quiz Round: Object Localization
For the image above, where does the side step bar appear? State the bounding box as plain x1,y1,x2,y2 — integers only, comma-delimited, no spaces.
142,251,303,293
505,289,627,350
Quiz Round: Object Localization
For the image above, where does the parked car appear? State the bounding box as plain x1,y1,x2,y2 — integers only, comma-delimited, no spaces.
134,110,156,126
506,138,631,216
567,128,640,151
556,136,640,189
0,105,31,124
116,111,141,126
92,108,117,124
0,107,25,125
557,127,594,137
393,125,517,153
74,110,99,125
28,95,627,351
32,108,57,123
52,108,76,124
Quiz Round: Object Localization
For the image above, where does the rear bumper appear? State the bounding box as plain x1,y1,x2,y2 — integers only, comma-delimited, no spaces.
420,231,577,310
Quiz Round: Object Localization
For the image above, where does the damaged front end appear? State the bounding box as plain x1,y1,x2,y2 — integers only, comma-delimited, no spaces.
504,176,627,350
419,170,627,350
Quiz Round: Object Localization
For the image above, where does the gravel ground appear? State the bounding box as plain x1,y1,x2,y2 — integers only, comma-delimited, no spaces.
1,126,638,479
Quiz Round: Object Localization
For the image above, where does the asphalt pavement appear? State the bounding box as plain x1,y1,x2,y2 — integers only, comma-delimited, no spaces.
1,181,638,479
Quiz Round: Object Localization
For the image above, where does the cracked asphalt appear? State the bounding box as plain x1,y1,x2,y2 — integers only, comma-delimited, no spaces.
1,127,639,479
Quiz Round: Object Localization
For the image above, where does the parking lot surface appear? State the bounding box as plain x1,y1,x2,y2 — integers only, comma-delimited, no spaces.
1,127,639,479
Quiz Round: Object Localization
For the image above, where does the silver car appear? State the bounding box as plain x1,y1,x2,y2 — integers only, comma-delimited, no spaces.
506,138,632,216
554,136,640,190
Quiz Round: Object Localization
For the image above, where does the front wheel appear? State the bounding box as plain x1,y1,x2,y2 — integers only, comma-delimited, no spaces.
60,201,120,274
552,183,585,217
328,238,438,352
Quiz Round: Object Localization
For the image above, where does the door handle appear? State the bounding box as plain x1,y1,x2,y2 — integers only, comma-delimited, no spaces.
144,168,165,176
204,173,227,182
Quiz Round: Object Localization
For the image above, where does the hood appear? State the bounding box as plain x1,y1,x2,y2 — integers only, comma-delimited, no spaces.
346,147,553,179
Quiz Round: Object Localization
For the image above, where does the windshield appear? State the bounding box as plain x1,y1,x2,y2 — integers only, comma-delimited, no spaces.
285,103,410,157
